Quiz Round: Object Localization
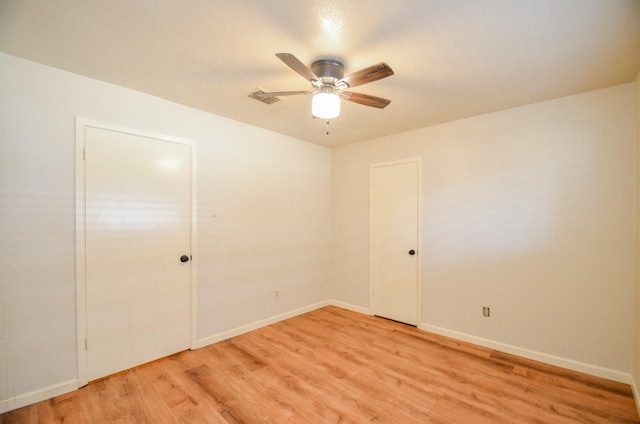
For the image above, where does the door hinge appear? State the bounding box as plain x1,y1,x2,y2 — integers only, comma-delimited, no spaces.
83,147,86,161
85,338,88,351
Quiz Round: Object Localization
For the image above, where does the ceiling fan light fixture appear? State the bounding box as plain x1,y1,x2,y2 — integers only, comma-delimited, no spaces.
312,88,340,119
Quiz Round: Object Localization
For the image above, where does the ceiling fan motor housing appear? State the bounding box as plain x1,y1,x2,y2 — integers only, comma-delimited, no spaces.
311,59,345,85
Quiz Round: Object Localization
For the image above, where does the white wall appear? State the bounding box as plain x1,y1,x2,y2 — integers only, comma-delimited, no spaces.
0,52,331,409
332,83,637,378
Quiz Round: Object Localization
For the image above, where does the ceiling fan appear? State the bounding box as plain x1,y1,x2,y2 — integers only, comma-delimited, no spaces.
255,53,394,119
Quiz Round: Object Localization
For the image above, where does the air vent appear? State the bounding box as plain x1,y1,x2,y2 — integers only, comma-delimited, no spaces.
248,88,281,105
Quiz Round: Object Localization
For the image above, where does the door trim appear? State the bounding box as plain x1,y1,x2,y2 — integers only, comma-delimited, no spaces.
74,117,198,387
369,157,422,325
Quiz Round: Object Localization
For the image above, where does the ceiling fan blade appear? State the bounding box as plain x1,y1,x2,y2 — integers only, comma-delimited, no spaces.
254,90,313,98
338,63,394,88
276,53,319,82
341,92,391,109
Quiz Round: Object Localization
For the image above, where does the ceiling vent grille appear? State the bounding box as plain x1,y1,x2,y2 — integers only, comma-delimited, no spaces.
248,88,281,105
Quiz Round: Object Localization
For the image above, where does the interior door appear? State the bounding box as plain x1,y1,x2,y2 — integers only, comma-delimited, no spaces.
370,159,420,325
84,126,192,381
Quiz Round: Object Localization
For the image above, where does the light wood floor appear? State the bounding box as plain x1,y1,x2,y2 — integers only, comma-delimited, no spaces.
2,306,639,423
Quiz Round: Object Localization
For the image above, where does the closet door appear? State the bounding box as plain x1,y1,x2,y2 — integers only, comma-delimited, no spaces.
370,159,420,325
84,125,192,381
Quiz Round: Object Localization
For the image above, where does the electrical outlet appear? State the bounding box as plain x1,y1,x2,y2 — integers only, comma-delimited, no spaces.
483,306,490,317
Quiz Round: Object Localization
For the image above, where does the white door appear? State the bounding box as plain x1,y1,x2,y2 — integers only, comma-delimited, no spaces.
84,126,192,381
370,159,420,325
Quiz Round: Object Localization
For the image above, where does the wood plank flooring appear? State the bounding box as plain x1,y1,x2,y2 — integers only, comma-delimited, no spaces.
2,306,639,423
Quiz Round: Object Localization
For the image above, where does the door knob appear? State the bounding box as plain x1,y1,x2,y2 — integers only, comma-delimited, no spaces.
180,255,190,263
408,250,416,255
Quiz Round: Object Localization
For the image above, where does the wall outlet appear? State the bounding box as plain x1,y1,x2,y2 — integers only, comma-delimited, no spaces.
483,306,490,317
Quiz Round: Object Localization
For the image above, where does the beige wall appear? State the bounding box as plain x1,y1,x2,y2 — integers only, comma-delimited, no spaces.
332,84,637,378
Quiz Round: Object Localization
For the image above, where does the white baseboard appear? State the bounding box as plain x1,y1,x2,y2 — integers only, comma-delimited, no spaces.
193,300,370,349
419,322,632,384
0,379,79,414
193,300,333,349
632,375,640,419
328,300,371,315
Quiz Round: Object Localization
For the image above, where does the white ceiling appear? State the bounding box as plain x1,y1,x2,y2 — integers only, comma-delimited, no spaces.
1,0,639,147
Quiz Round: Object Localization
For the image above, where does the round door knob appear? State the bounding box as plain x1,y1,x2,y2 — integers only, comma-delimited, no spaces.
180,255,190,263
408,250,416,255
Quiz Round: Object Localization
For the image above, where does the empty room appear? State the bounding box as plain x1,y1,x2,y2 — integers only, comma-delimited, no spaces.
1,1,640,422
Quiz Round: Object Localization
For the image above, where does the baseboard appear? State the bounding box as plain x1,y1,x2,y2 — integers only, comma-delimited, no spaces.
193,300,333,349
194,300,372,349
632,375,640,419
420,322,632,384
0,379,78,414
328,300,371,315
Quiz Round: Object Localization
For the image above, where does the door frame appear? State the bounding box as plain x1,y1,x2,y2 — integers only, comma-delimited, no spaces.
369,157,422,325
74,117,198,387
